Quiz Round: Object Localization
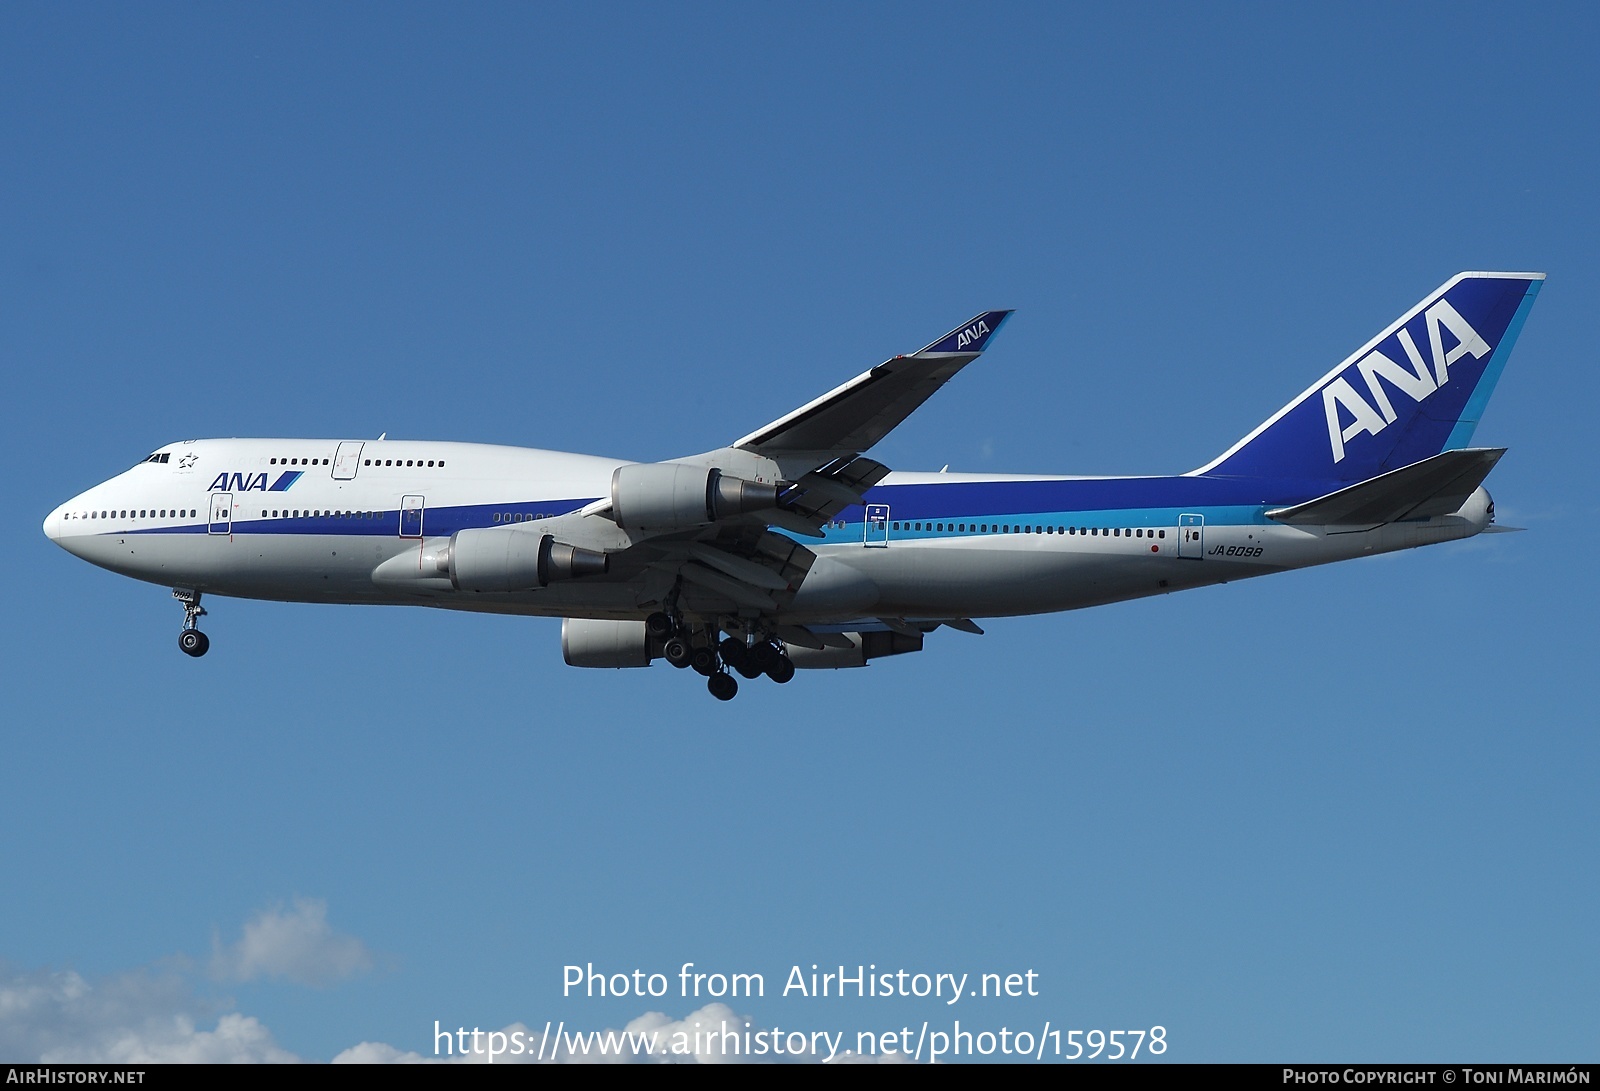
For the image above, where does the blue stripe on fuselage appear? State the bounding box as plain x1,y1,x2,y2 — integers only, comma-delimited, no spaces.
109,473,1347,541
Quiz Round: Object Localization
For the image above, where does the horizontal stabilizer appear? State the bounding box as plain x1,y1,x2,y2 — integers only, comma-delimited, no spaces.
1267,448,1505,525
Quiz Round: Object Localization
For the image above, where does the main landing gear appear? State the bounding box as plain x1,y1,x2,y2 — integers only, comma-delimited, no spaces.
174,588,210,658
646,611,795,701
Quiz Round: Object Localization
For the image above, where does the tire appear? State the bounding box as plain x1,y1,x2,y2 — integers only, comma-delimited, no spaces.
690,646,718,676
178,629,209,658
720,637,762,678
646,612,675,638
765,655,795,684
663,637,692,668
707,672,738,701
718,637,747,669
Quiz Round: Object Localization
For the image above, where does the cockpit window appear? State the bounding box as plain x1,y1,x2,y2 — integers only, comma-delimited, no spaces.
138,452,171,466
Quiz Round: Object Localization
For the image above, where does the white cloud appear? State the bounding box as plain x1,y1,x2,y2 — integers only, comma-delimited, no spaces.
8,901,901,1065
1,968,904,1066
0,967,299,1063
210,897,373,986
334,1004,910,1065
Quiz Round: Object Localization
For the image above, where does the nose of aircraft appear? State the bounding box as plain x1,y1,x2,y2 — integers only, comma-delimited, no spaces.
43,504,64,542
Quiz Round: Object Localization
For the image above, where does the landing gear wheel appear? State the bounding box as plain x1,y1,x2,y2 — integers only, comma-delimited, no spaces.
708,672,738,701
178,629,210,658
663,637,692,669
720,637,762,679
750,642,780,672
646,612,676,638
690,646,718,676
765,654,794,684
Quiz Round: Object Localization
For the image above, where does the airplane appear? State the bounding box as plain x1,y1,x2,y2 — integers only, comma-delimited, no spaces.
43,271,1542,700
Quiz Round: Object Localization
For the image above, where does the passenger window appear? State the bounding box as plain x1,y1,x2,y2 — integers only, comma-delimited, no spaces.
1159,530,1166,538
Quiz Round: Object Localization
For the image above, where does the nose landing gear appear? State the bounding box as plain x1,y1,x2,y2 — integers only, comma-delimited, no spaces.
173,588,210,658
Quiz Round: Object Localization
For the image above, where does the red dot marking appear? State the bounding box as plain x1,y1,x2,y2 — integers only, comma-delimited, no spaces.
1151,545,1159,552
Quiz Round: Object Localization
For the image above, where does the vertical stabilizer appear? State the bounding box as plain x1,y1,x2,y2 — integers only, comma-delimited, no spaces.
1191,272,1543,484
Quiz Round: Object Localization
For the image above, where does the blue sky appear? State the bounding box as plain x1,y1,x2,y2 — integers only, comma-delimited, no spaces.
3,2,1596,1063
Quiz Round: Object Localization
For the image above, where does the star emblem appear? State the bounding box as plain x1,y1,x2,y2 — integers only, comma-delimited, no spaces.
178,454,198,469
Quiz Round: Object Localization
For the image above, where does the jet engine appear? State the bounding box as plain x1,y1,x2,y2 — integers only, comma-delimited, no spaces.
562,618,654,668
445,528,608,592
610,463,777,533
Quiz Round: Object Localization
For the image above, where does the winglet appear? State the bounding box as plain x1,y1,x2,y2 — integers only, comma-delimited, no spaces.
919,310,1013,355
732,309,1016,458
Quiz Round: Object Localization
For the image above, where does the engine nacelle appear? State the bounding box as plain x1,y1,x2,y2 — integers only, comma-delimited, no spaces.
783,630,924,669
446,528,609,592
610,463,778,533
562,618,654,668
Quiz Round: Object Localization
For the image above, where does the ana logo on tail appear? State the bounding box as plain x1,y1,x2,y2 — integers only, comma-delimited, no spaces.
1322,299,1491,463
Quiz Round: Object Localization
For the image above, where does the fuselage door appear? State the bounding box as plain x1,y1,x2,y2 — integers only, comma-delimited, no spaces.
333,442,364,481
208,493,233,536
400,495,425,538
863,504,890,547
1178,513,1204,558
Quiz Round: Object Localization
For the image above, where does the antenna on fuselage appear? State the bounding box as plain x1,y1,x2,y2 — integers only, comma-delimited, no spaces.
377,432,387,440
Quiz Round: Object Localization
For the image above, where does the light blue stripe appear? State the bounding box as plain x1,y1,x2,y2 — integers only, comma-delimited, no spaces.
1446,279,1541,451
816,504,1271,542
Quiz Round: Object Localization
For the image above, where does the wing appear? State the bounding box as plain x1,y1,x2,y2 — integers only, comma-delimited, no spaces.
732,310,1013,460
589,311,1014,629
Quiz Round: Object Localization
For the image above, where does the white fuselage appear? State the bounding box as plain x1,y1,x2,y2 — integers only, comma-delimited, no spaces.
43,437,1492,626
